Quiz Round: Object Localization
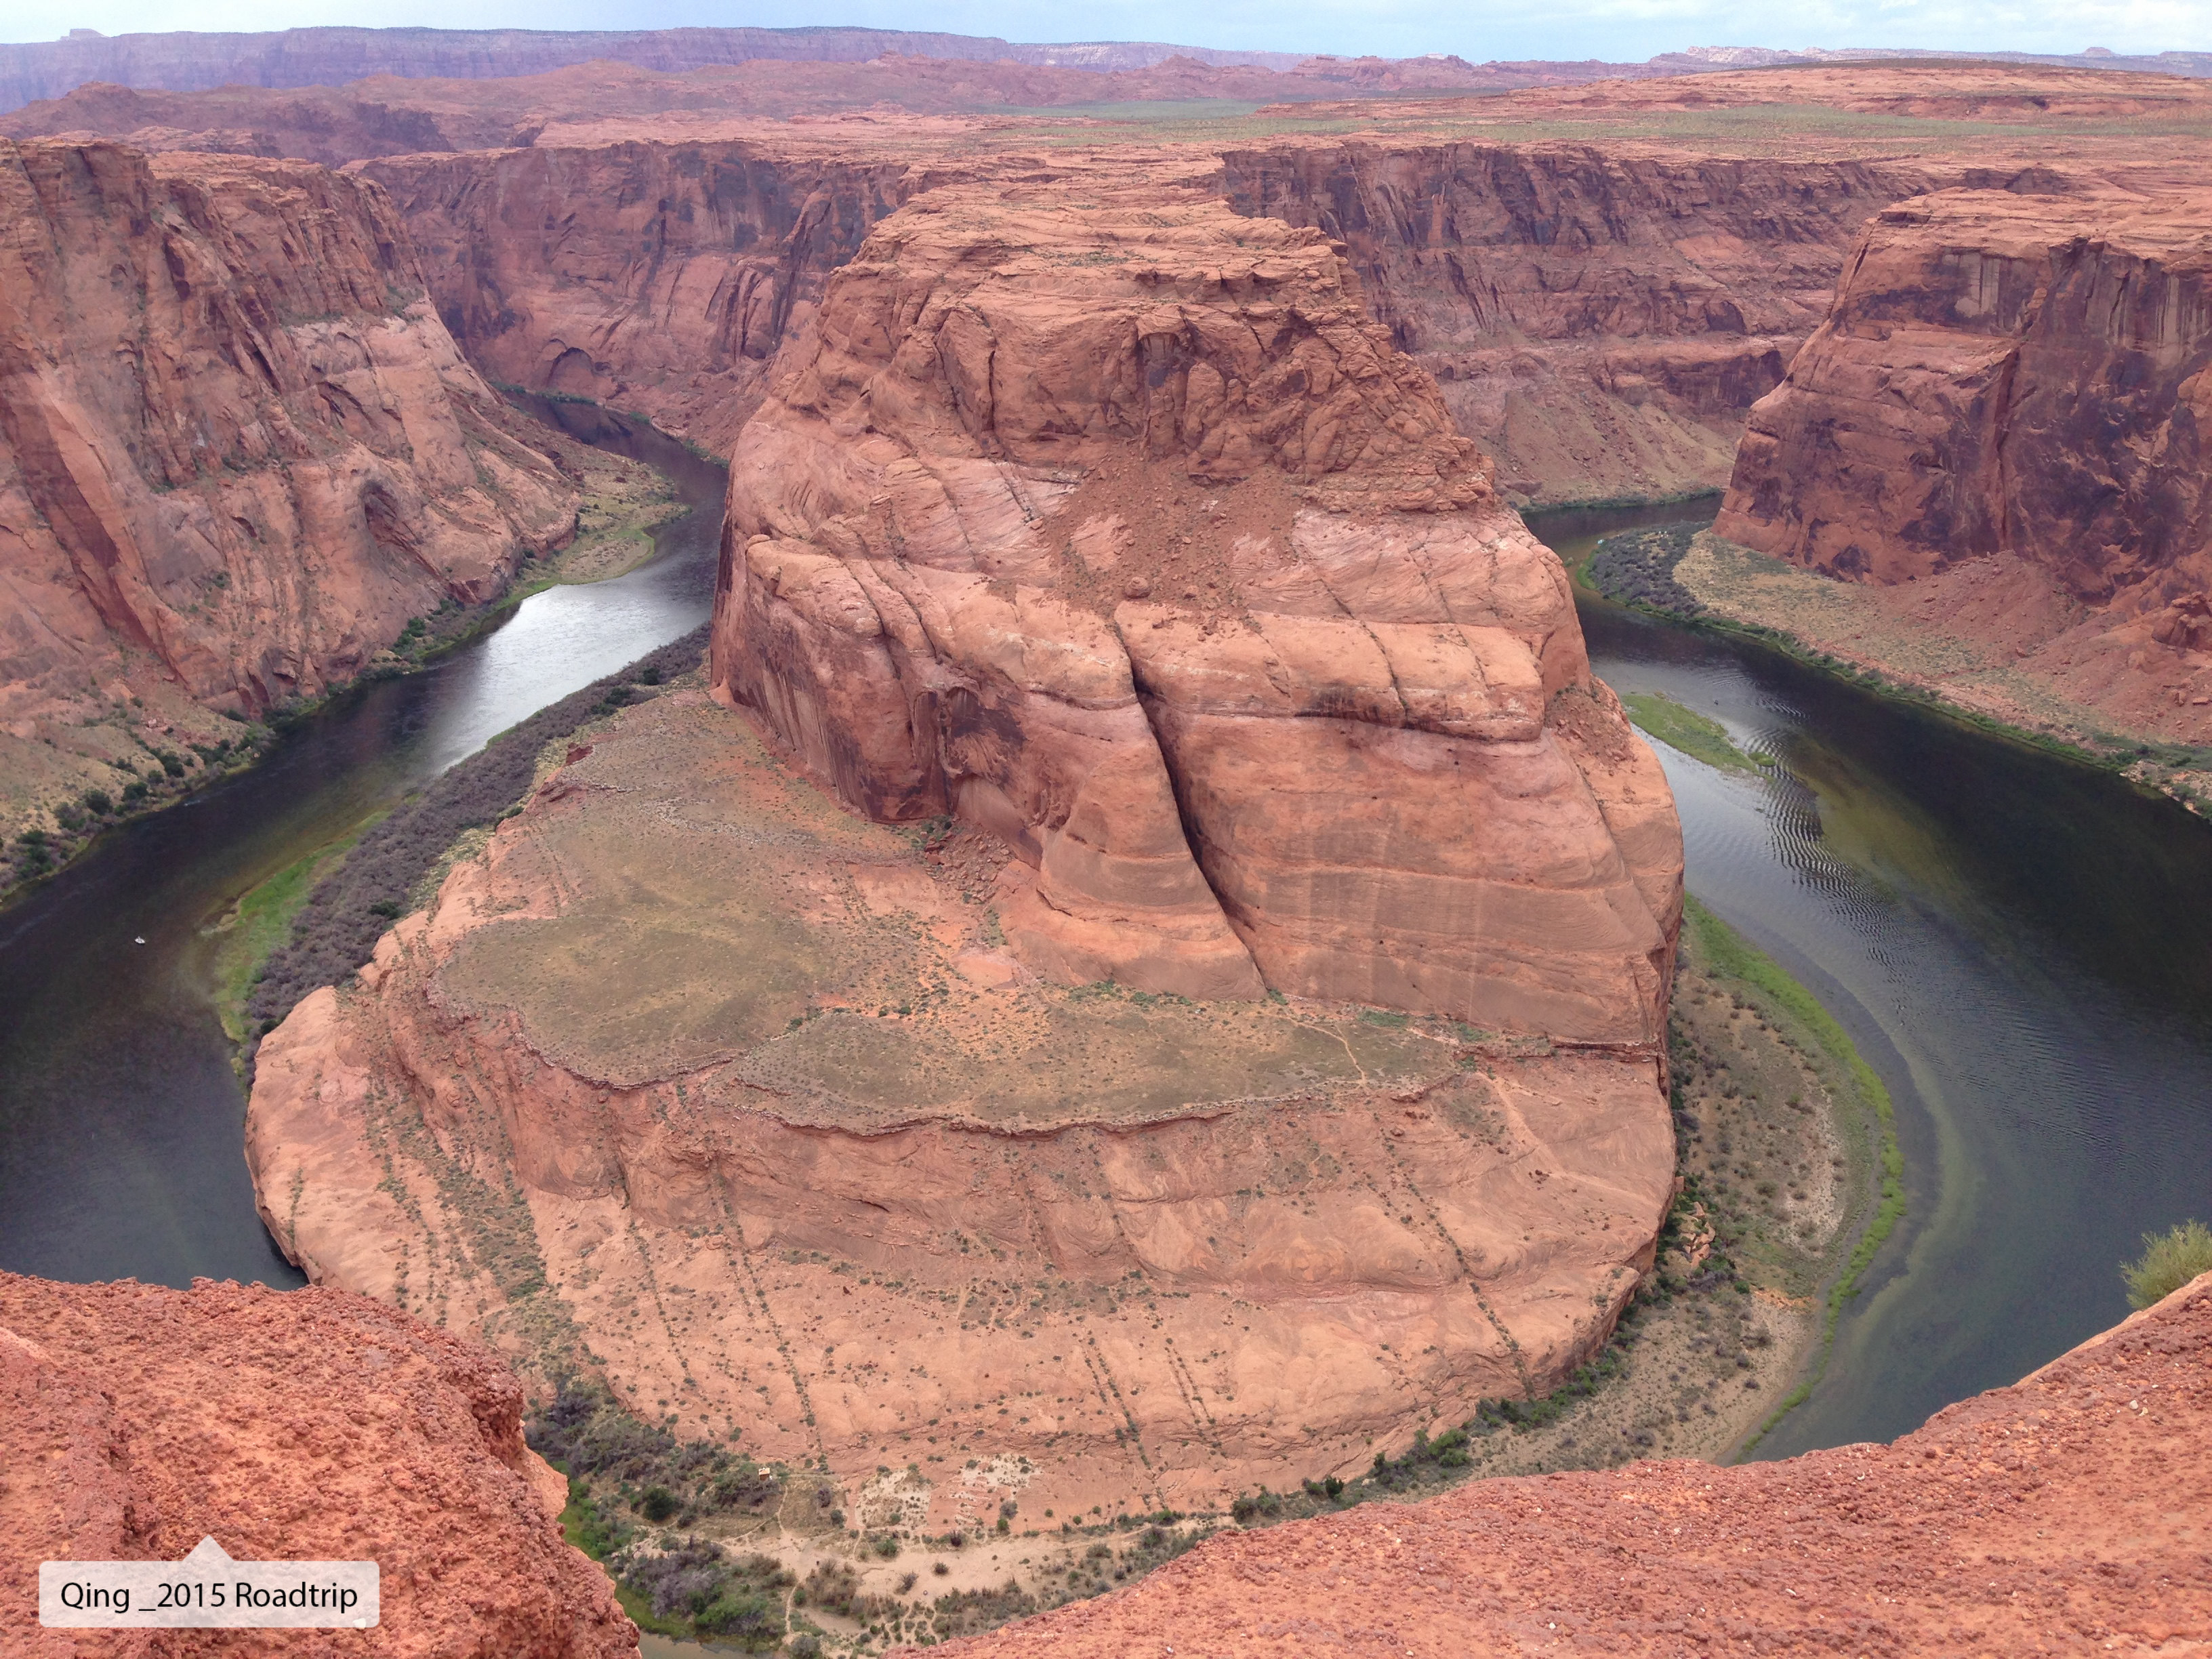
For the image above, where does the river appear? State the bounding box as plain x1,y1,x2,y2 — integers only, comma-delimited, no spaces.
1540,498,2212,1456
0,401,726,1289
3,455,2207,1462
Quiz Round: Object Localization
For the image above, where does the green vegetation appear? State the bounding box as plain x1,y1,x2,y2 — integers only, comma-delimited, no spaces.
1621,692,1765,774
2121,1220,2212,1311
205,820,378,1044
1683,897,1908,1448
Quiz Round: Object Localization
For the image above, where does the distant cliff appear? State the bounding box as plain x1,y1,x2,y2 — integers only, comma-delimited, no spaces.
0,140,574,743
1221,142,1950,504
0,25,1312,112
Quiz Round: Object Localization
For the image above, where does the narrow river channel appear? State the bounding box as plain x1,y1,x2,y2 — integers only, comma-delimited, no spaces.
1540,499,2212,1457
3,448,2207,1467
0,402,725,1288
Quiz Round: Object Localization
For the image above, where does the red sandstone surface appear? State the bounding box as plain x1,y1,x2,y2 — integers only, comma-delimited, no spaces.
715,169,1680,1029
0,138,575,762
0,1271,634,1658
931,1270,2212,1656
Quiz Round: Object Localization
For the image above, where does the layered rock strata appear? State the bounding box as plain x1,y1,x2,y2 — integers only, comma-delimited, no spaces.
1714,182,2212,742
712,178,1681,1035
247,687,1677,1521
0,139,576,741
0,1271,635,1659
355,139,929,453
934,1270,2212,1656
1221,143,1950,503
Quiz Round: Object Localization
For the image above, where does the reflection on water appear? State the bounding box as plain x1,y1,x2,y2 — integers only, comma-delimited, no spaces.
0,405,724,1288
1536,503,2212,1454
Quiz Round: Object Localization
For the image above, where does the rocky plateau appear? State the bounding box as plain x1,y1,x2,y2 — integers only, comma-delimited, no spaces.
930,1269,2212,1656
243,170,1685,1523
22,63,2209,506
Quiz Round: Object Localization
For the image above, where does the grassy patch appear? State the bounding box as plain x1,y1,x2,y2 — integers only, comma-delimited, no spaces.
1622,692,1763,775
1684,899,1906,1449
205,819,378,1043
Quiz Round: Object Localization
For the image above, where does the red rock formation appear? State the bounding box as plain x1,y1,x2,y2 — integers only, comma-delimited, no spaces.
355,138,928,454
1720,184,2211,596
0,1271,636,1659
713,173,1681,1033
1713,183,2212,739
930,1270,2212,1656
0,139,576,741
1221,142,1946,503
245,685,1678,1523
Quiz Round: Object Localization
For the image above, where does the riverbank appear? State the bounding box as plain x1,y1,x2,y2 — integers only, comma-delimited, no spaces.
1581,524,2212,819
0,407,680,906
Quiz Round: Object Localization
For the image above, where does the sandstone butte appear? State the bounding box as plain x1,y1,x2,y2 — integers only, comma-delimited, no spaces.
0,1271,636,1659
0,138,576,792
927,1269,2212,1657
243,169,1686,1523
1715,180,2212,747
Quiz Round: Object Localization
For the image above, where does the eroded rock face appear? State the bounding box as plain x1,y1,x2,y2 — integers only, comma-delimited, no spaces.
246,688,1677,1522
0,1271,635,1659
713,177,1681,1039
355,140,927,455
1719,184,2212,599
0,140,576,738
933,1271,2212,1656
1713,184,2212,734
1221,142,1947,504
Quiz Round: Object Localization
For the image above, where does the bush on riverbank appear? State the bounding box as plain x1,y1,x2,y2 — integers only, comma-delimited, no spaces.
242,623,709,1044
2123,1221,2212,1310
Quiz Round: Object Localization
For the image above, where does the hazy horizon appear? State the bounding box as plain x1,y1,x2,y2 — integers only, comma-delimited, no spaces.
4,3,2205,69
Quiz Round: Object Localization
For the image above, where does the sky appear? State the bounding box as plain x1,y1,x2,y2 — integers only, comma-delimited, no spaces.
5,0,2208,62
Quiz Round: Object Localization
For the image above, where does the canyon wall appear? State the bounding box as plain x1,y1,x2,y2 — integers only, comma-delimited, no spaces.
1221,142,1950,503
1712,183,2212,736
713,171,1681,1035
0,138,576,747
0,1271,635,1659
356,140,932,454
1719,184,2211,600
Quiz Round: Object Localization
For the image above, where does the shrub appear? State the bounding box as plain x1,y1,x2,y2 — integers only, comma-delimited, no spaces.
81,790,114,816
2122,1219,2212,1311
635,1486,680,1523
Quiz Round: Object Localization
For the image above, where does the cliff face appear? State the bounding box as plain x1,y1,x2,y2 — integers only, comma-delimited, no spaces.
356,140,927,455
0,139,576,745
935,1271,2212,1656
714,173,1681,1038
1719,184,2212,600
1221,142,1947,503
1711,184,2212,741
0,1271,636,1659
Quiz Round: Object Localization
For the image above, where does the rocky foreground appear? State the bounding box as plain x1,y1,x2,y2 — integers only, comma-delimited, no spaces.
0,1272,634,1658
932,1271,2212,1656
